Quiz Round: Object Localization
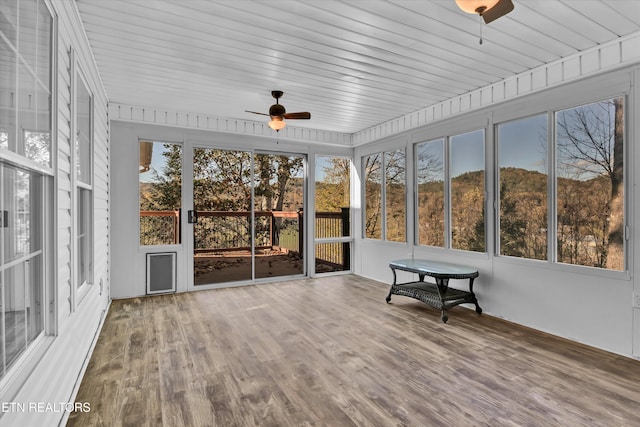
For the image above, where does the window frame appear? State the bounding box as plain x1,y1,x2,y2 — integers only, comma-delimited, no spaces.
449,129,486,252
414,137,445,248
362,148,407,243
0,0,55,388
414,128,487,253
495,113,549,261
71,60,94,304
493,92,628,274
553,96,626,272
138,140,183,248
362,152,383,240
313,154,353,275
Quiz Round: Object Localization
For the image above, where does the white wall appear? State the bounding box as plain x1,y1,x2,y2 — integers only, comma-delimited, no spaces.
1,1,111,426
354,66,640,359
110,121,353,299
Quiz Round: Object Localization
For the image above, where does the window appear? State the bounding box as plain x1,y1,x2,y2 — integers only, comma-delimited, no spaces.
1,166,45,376
75,74,93,289
416,131,485,252
77,188,91,287
450,130,485,252
416,139,444,246
496,97,625,271
363,153,382,239
76,78,92,184
498,115,548,260
315,156,350,273
556,97,624,271
363,149,406,242
1,0,52,167
385,149,406,242
0,0,52,380
24,131,51,167
139,141,182,245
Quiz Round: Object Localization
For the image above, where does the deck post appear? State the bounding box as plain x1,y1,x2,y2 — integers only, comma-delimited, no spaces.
298,208,304,256
341,207,350,270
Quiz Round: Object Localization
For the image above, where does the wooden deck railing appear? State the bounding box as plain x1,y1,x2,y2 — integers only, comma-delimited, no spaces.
139,210,181,246
140,208,350,269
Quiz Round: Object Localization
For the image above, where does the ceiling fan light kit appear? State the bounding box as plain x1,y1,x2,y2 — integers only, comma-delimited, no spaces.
455,0,499,14
268,117,286,131
455,0,514,24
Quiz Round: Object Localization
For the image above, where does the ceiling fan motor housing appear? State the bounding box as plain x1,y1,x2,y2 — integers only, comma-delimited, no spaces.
269,103,286,117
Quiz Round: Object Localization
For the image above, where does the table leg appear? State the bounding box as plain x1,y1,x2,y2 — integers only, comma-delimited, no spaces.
469,277,482,314
386,268,396,303
436,277,449,323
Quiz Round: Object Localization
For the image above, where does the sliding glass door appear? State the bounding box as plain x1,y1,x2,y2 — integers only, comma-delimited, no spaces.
189,147,305,287
192,148,252,285
253,153,304,279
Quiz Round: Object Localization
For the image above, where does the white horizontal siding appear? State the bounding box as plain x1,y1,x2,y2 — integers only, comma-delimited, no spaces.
92,92,110,293
3,1,111,426
56,222,71,320
56,0,75,332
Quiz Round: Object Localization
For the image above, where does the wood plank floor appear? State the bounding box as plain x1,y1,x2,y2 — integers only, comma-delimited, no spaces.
68,275,640,427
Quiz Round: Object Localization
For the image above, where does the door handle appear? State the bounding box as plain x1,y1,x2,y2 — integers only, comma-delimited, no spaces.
188,210,198,224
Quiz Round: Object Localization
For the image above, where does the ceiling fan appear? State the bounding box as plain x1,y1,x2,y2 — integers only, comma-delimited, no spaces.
455,0,514,24
245,91,311,131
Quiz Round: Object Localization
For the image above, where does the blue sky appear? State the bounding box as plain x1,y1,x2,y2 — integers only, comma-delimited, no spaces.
140,142,177,183
450,129,484,178
142,115,549,186
498,114,548,173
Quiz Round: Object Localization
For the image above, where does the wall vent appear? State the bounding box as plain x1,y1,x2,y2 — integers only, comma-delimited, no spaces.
146,252,176,294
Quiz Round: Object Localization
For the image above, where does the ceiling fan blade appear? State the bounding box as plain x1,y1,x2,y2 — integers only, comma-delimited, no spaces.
245,110,270,116
283,112,311,120
482,0,514,24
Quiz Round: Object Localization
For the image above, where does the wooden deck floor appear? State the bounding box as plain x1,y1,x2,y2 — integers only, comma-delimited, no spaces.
68,275,640,426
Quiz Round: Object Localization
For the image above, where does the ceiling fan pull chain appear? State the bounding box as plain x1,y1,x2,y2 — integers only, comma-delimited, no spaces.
479,15,483,45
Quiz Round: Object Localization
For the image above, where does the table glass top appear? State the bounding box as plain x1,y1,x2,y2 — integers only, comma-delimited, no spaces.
390,259,478,276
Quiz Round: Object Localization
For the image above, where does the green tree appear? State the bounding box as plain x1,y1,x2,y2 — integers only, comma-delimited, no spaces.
316,158,350,212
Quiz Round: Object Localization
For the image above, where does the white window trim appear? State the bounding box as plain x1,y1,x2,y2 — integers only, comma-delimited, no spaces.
70,52,95,309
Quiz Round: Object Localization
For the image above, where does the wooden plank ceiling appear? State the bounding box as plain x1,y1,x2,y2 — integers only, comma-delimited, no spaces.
76,0,640,134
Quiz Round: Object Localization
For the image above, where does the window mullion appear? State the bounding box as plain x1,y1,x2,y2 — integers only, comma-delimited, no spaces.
381,152,387,241
444,137,451,249
548,111,557,264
